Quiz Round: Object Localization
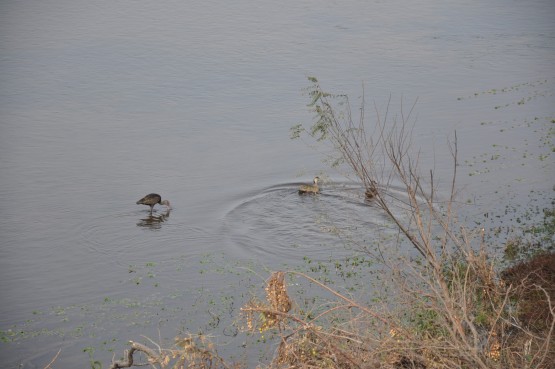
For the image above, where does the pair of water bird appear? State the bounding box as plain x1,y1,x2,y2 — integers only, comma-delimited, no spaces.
298,177,379,199
137,178,321,214
137,177,320,214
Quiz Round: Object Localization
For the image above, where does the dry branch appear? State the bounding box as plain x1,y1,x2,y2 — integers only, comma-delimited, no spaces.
110,341,161,369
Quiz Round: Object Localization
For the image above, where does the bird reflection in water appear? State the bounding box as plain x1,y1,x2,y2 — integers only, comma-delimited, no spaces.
136,209,171,230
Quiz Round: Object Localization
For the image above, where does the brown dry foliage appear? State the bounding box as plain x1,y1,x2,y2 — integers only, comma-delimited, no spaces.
242,271,377,369
242,271,292,333
500,252,555,366
502,252,555,331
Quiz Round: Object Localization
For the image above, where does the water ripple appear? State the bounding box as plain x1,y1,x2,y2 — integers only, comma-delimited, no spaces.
221,181,409,264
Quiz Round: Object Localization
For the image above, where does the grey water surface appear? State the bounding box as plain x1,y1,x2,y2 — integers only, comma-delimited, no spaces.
1,0,554,367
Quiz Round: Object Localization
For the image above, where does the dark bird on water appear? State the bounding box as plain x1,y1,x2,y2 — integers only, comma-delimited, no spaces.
299,177,320,194
365,188,377,200
136,193,171,214
365,181,379,200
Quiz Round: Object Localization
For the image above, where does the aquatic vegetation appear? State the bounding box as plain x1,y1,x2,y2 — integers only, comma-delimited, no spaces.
464,114,554,179
456,79,549,102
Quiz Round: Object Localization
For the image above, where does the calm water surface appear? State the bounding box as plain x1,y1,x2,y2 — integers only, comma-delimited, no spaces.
1,0,554,367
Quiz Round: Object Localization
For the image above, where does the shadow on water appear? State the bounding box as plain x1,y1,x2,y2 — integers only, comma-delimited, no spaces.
136,210,171,230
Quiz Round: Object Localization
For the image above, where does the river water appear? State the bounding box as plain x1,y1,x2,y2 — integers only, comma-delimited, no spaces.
1,0,554,367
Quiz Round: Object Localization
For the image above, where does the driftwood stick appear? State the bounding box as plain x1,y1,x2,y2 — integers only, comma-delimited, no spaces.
110,341,161,369
44,348,62,369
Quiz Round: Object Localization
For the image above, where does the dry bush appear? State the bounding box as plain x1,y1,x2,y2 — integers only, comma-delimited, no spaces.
500,252,555,366
502,252,555,331
241,271,380,368
243,271,292,333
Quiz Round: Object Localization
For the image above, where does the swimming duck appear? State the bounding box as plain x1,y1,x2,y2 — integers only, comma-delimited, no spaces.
136,193,171,214
299,177,320,194
365,181,378,200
